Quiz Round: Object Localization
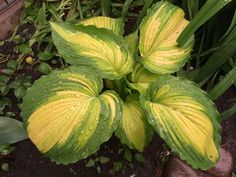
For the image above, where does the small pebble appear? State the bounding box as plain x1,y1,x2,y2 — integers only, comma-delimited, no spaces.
160,144,234,177
1,163,9,172
161,155,209,177
207,144,233,177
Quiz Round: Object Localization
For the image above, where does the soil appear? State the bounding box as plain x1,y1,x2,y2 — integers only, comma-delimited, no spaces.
0,136,164,177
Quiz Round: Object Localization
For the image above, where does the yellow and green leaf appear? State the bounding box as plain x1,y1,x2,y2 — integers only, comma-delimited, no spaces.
79,16,124,35
51,22,134,80
139,1,194,74
127,63,160,94
124,30,139,56
21,66,122,164
140,75,221,169
115,95,153,152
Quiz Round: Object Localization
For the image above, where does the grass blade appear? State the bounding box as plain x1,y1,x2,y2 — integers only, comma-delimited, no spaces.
177,0,232,45
209,64,236,101
121,0,134,20
101,0,111,16
221,9,236,39
134,0,154,29
186,0,199,20
77,0,84,19
193,26,236,83
221,103,236,120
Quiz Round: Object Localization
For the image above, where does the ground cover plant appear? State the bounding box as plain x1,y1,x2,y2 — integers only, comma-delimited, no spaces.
1,0,236,176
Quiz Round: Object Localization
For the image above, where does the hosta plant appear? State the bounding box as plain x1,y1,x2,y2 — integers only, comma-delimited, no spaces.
21,1,221,170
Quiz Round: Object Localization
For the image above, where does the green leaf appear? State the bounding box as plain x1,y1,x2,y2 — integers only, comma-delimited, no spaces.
134,153,144,163
0,117,27,144
115,94,153,152
139,1,194,74
38,52,54,61
209,65,236,101
104,78,128,97
21,66,122,164
85,159,95,167
112,161,123,172
18,44,32,54
178,0,232,45
0,145,15,155
6,112,16,117
121,0,134,20
127,63,160,95
184,0,199,20
0,97,11,112
221,103,236,120
37,62,52,75
96,165,101,173
0,85,9,96
37,2,47,26
99,156,110,164
1,69,14,75
0,75,8,84
135,0,154,28
221,9,236,39
124,30,139,56
140,75,221,170
14,85,27,99
9,79,22,89
101,0,111,16
193,27,236,83
124,148,132,162
7,60,18,70
51,22,133,80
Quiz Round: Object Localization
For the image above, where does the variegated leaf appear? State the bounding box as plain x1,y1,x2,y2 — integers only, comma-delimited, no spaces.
79,16,124,35
21,66,122,164
140,75,221,169
124,30,139,56
127,63,160,94
139,1,194,74
115,95,153,152
51,22,134,80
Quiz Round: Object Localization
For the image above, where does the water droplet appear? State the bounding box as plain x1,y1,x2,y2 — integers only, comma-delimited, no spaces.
81,152,87,158
70,106,75,111
76,94,81,98
149,117,156,126
159,127,167,138
80,129,85,134
130,124,137,131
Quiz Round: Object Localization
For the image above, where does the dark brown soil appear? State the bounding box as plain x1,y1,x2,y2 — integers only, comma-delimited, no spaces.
0,135,164,177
